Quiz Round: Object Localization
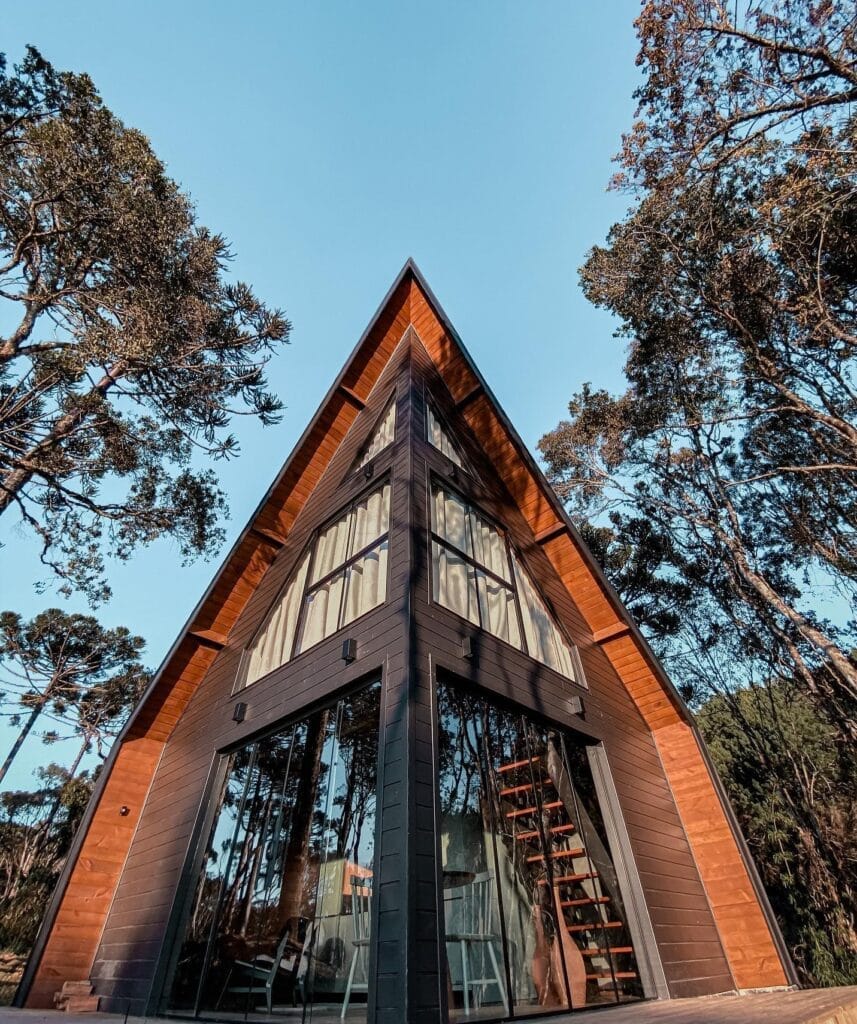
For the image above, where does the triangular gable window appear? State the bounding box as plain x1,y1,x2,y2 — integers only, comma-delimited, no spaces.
430,481,581,683
357,396,396,469
426,401,464,468
244,482,391,686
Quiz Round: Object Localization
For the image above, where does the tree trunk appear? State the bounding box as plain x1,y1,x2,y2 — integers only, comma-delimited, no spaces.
0,697,45,787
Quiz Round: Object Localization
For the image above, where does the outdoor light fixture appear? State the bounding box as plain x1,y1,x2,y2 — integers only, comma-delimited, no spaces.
342,637,357,663
363,462,374,479
119,806,130,817
460,636,474,660
568,695,584,716
232,702,247,724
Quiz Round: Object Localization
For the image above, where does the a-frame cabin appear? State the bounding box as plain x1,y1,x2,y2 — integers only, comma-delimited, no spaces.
17,262,794,1023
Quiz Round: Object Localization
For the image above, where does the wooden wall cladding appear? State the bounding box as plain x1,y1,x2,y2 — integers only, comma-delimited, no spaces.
655,721,788,990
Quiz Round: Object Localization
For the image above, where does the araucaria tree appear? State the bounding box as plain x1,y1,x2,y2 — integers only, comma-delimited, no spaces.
0,47,290,601
0,608,149,789
540,1,856,983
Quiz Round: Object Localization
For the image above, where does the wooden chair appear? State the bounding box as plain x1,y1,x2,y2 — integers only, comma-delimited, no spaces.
341,875,373,1019
445,871,507,1015
218,917,309,1013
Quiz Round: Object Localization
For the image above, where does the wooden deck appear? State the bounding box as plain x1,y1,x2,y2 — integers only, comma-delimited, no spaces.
3,987,857,1024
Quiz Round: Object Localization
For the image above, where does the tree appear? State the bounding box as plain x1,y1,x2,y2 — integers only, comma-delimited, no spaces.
539,0,857,984
0,608,149,788
697,684,857,984
540,0,857,737
0,47,290,602
0,765,93,953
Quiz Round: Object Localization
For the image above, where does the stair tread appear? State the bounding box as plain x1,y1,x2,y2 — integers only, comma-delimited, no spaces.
579,946,634,955
506,800,562,818
539,871,598,885
567,921,624,932
497,757,540,773
515,823,576,841
560,896,611,907
526,847,585,863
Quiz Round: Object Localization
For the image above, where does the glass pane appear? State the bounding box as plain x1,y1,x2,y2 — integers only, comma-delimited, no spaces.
245,551,311,686
427,404,464,467
475,573,520,649
437,680,643,1016
359,400,396,467
297,574,346,654
512,555,576,680
167,682,381,1022
351,484,390,552
311,515,353,585
438,688,508,1021
468,511,510,582
342,541,388,627
433,541,479,625
167,745,255,1013
432,486,469,551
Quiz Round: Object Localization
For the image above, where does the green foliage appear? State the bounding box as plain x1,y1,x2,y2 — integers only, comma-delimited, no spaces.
698,686,857,985
0,607,149,787
0,46,290,603
0,765,93,954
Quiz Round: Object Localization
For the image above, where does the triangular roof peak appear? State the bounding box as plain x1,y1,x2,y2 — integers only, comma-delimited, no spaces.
113,260,688,753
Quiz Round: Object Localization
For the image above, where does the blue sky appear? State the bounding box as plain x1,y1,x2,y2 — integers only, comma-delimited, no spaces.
0,2,641,788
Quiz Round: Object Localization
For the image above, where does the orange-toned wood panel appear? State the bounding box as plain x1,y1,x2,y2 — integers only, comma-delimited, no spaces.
190,534,280,641
655,721,788,989
600,635,680,730
409,281,481,403
26,735,163,1007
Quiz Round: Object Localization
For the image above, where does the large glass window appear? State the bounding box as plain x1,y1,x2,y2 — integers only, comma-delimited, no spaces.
438,682,642,1019
245,484,390,686
167,681,381,1022
431,483,579,682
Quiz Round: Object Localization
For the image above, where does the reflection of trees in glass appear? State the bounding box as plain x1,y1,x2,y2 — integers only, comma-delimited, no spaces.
168,682,381,1017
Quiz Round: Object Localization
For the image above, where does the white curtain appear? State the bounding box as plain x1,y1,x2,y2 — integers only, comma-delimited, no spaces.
427,404,463,467
359,400,396,467
245,550,311,685
433,541,479,625
297,573,345,653
311,515,352,585
469,509,511,582
476,573,521,648
432,486,469,551
299,482,391,654
352,483,390,551
512,555,576,680
342,540,389,626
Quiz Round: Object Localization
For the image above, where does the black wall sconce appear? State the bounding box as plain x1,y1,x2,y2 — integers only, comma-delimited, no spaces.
119,805,130,817
363,463,374,480
342,637,357,663
460,636,474,660
232,701,248,724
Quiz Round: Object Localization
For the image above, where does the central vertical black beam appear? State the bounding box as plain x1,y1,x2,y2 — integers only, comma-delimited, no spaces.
368,331,444,1024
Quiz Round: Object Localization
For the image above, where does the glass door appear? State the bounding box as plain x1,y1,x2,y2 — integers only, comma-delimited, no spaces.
438,682,643,1020
167,681,381,1022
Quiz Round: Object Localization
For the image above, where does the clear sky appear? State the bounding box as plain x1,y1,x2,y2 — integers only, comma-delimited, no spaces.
0,2,642,789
